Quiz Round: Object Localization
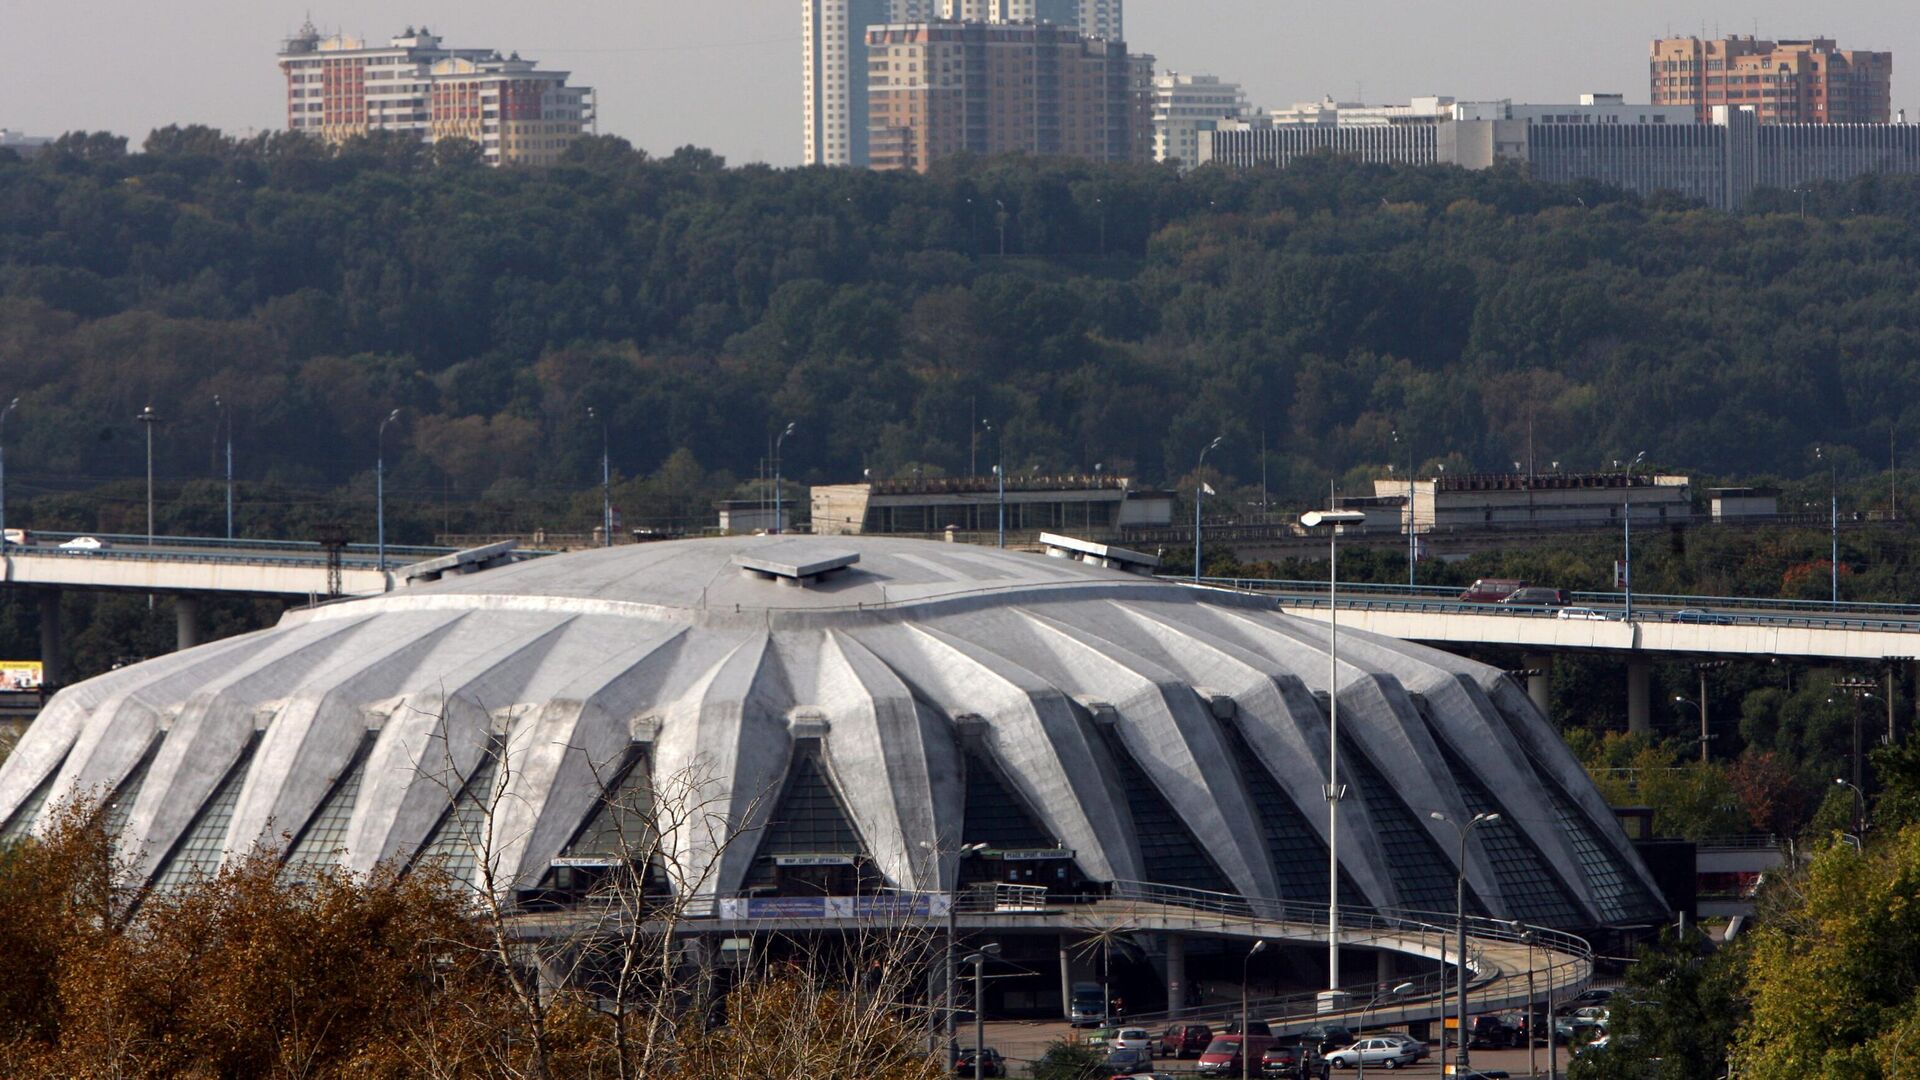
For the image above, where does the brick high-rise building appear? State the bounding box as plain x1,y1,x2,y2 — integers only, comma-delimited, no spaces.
1649,36,1891,124
866,20,1152,173
277,23,593,167
804,0,936,166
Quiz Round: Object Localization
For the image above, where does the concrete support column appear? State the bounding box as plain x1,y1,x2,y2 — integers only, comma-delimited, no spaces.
1165,934,1186,1018
36,590,63,690
1523,654,1554,719
1628,658,1652,736
175,594,202,652
1059,939,1073,1023
1377,949,1395,986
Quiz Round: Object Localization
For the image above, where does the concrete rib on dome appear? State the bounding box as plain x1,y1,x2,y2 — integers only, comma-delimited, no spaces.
0,535,1667,928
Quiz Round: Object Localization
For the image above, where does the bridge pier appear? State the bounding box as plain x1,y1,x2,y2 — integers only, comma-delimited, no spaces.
175,595,202,651
1165,934,1186,1018
36,590,64,690
1627,658,1651,736
1523,654,1554,718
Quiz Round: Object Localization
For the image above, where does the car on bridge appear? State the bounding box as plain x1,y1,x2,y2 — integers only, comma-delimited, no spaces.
1460,578,1528,603
1500,586,1571,606
1673,608,1734,625
58,536,107,551
1556,606,1612,621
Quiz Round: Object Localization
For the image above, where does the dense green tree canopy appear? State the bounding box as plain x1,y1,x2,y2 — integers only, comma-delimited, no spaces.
5,128,1920,543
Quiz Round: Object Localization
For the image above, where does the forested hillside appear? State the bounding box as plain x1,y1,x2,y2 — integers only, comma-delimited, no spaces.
4,127,1920,539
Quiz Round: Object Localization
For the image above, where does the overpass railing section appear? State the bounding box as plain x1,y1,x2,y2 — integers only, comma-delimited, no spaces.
16,531,458,558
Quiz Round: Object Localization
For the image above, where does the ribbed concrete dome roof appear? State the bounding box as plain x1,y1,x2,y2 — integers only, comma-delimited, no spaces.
0,536,1666,928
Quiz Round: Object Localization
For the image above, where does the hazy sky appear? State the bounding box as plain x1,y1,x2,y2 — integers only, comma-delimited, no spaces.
5,2,1916,163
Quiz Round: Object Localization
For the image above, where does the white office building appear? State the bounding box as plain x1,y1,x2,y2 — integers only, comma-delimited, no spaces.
1153,72,1248,166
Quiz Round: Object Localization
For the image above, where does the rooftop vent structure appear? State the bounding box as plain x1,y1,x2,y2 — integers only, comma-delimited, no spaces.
732,541,861,587
1039,533,1159,574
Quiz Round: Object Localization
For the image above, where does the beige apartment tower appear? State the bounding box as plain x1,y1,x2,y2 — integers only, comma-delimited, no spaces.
868,20,1152,173
1650,36,1891,124
277,23,592,167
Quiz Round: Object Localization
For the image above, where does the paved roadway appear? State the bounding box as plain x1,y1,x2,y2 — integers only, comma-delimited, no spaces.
1198,577,1920,661
975,1018,1575,1077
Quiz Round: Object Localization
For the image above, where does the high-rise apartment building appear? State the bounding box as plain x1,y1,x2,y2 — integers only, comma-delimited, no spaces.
1153,72,1247,167
1032,0,1122,40
804,0,937,165
277,24,592,167
1649,36,1892,124
867,21,1152,173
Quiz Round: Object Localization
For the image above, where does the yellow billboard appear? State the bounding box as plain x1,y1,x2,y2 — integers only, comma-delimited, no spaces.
0,661,43,692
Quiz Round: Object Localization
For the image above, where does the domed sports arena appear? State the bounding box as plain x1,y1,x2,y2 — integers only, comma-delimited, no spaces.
0,535,1665,932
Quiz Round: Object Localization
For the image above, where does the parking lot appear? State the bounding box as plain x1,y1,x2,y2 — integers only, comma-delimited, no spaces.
971,1020,1575,1077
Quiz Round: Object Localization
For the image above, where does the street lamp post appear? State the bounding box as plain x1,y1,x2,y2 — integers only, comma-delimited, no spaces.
1430,810,1500,1073
1673,696,1713,763
215,395,233,540
137,405,160,547
1194,435,1223,582
966,943,1001,1080
1835,777,1867,835
1354,981,1414,1080
773,421,796,535
920,840,988,1069
1816,445,1838,604
0,397,17,549
1241,939,1267,1080
1622,451,1646,620
1503,921,1541,1080
377,408,400,585
1301,508,1367,1008
588,407,612,547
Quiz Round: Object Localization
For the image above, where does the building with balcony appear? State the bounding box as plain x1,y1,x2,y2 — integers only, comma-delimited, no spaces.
1153,73,1248,167
866,19,1153,173
1650,36,1892,125
277,23,593,167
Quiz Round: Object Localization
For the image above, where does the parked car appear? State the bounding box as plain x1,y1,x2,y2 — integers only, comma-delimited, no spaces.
1460,578,1528,603
1555,1006,1608,1043
1110,1028,1154,1054
1324,1036,1422,1069
1197,1035,1277,1077
1369,1032,1428,1060
1556,606,1610,621
1467,1015,1518,1049
1157,1024,1213,1059
1223,1019,1273,1036
59,536,107,551
1260,1041,1325,1079
1569,987,1618,1008
1500,586,1571,606
1300,1025,1354,1057
1104,1047,1155,1075
954,1047,1005,1077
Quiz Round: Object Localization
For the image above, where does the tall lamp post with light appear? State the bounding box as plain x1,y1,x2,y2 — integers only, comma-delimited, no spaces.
1621,451,1646,620
1193,435,1224,581
587,407,612,547
376,408,401,584
215,395,233,540
1301,507,1367,1009
1835,777,1868,835
137,405,161,547
773,421,796,535
965,943,1001,1080
0,397,18,549
1240,939,1267,1080
919,839,988,1067
1816,445,1839,605
1430,810,1499,1073
1355,981,1414,1080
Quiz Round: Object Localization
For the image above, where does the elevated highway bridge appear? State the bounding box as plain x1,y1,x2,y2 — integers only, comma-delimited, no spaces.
1193,577,1920,736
